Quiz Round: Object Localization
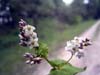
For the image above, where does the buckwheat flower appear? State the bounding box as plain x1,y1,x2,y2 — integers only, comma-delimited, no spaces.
29,42,39,49
30,61,34,65
74,36,83,44
28,37,39,49
33,57,42,64
65,41,74,51
74,36,81,43
19,19,27,31
19,41,28,47
75,49,84,58
65,41,77,54
23,25,36,37
74,36,79,40
23,52,34,58
31,32,37,38
71,40,80,47
23,52,34,64
18,20,39,49
23,52,42,65
33,42,39,47
18,20,41,65
82,38,92,46
19,35,30,47
65,37,92,59
65,38,81,53
19,19,27,26
18,34,23,39
73,37,92,49
78,43,84,49
26,60,31,64
31,32,38,42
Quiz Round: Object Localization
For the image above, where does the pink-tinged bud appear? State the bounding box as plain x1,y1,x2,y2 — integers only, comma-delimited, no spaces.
85,38,90,42
23,53,33,58
23,52,42,65
34,57,42,64
19,19,27,27
19,19,27,32
19,42,28,47
76,51,84,59
78,43,83,49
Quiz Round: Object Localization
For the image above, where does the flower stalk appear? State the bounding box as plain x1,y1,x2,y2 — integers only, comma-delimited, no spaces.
66,53,74,63
43,57,55,68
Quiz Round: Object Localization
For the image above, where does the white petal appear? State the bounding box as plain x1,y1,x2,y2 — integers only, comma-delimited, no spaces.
32,32,37,38
29,45,34,49
74,36,79,40
76,51,84,58
19,34,23,39
78,49,84,52
33,42,39,47
30,61,34,65
34,38,38,42
65,46,68,50
32,26,36,31
23,25,36,37
30,37,34,42
66,41,72,47
26,25,36,31
26,60,30,64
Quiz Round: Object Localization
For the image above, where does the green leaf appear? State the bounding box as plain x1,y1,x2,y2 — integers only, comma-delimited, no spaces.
49,59,67,67
49,59,82,75
35,42,49,58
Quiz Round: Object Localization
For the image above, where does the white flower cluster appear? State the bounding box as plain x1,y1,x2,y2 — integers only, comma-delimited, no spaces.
65,36,92,58
23,52,42,65
18,19,39,49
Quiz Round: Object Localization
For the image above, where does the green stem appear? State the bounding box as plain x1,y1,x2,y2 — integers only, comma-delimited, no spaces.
66,53,74,63
34,47,55,68
43,57,55,68
60,53,74,68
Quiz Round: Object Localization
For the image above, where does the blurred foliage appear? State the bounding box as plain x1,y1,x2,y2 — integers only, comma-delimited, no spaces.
8,0,100,24
1,0,100,30
71,0,100,20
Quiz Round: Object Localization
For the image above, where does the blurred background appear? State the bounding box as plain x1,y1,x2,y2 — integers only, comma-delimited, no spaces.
0,0,99,75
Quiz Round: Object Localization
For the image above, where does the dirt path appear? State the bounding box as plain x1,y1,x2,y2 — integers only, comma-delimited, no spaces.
76,21,100,75
32,20,100,75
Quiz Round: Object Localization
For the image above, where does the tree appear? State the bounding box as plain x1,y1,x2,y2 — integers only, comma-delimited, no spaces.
0,0,13,26
71,0,100,20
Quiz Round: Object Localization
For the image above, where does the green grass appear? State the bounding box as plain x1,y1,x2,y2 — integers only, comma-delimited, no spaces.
0,19,95,75
37,18,95,50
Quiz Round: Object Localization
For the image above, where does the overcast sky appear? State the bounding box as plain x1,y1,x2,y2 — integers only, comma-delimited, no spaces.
63,0,89,5
62,0,74,5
